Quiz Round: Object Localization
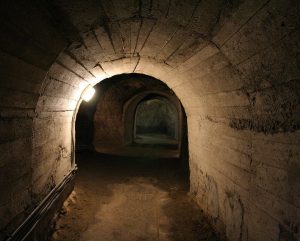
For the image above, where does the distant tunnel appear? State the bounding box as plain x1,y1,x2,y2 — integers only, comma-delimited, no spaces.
0,1,299,241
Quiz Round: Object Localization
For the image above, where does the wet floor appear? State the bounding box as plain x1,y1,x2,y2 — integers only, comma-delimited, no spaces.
50,152,220,241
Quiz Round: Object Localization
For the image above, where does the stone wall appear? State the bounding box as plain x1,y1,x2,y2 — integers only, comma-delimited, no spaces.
91,74,178,148
0,0,299,240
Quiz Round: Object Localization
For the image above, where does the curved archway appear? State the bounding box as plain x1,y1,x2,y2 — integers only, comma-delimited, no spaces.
134,95,179,145
123,90,183,145
1,1,299,240
77,73,186,158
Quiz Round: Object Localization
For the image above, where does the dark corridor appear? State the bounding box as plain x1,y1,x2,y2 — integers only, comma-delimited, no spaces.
58,74,215,241
1,1,299,241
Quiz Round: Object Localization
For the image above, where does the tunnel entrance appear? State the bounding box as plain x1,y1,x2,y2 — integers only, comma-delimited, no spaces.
75,74,186,159
134,96,179,146
50,74,218,241
2,1,299,240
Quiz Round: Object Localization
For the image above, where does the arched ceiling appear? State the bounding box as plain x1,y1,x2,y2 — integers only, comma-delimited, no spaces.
35,0,300,124
0,1,300,239
0,0,299,129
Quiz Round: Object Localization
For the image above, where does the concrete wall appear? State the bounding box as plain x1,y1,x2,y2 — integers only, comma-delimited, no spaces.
0,0,299,240
92,75,172,146
90,74,181,153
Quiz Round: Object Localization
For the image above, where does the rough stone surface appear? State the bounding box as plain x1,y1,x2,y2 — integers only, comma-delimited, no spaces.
0,0,299,240
93,75,172,146
80,74,183,157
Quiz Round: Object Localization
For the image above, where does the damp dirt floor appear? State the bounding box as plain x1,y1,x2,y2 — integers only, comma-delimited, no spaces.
50,152,220,241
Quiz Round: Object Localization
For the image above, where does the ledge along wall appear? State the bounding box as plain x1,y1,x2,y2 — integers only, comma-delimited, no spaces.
0,0,299,241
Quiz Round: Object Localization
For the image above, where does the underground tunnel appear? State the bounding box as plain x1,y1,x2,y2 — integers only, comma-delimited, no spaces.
0,0,299,241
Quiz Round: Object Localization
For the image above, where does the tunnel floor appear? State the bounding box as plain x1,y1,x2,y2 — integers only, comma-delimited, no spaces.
50,152,220,241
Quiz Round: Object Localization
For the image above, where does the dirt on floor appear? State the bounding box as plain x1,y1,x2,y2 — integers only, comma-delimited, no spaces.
49,152,221,241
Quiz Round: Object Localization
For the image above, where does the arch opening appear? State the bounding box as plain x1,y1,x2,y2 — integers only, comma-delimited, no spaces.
134,95,179,145
1,1,299,241
75,73,187,159
49,73,220,241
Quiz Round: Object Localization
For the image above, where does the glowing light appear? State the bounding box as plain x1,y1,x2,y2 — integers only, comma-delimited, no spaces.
81,85,95,102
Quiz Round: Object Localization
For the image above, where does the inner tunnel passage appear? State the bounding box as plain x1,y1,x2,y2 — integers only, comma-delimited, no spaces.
1,1,299,240
54,74,218,241
50,153,220,241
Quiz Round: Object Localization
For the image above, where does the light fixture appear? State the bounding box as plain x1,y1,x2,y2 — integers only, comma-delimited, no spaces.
81,85,95,102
